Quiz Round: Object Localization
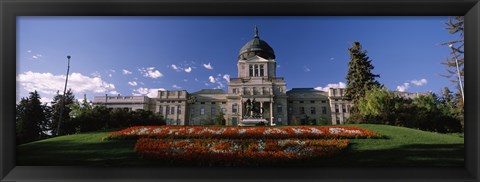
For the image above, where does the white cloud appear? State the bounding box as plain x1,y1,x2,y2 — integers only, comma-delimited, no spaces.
411,79,427,86
184,67,192,73
109,91,120,95
40,97,53,105
330,57,335,61
303,66,311,72
108,74,113,77
208,76,216,83
27,50,32,53
195,78,199,82
122,69,132,75
396,83,410,92
32,54,43,60
314,82,347,92
171,64,179,70
183,79,188,82
91,71,101,78
139,67,163,79
223,74,230,82
277,65,281,68
17,71,117,95
128,81,138,86
172,85,182,89
132,87,165,98
203,63,213,70
217,81,225,88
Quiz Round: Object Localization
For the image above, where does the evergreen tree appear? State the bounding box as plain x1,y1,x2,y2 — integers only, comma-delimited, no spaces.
16,91,48,144
439,16,464,128
440,16,464,89
214,111,226,125
50,89,75,135
345,42,381,105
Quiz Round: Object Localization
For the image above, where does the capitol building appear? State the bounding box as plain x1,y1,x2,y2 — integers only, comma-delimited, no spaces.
93,27,422,126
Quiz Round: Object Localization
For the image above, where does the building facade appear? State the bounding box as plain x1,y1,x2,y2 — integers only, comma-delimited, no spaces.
93,27,421,126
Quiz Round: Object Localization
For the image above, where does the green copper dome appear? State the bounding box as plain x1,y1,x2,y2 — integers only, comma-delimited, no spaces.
239,26,275,60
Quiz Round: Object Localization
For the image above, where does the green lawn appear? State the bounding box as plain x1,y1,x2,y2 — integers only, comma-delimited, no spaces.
16,124,464,167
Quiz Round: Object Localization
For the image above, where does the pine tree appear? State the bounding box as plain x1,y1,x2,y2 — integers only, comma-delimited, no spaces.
344,42,381,105
440,16,464,126
440,16,464,88
50,89,75,135
16,91,48,144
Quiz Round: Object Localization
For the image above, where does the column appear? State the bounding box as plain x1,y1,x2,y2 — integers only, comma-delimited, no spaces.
260,102,264,118
270,101,273,126
241,101,244,120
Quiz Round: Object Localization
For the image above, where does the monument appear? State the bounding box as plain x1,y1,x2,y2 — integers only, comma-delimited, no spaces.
239,98,271,126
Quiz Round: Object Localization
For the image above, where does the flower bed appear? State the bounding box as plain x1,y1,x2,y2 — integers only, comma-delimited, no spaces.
105,126,383,140
134,138,349,166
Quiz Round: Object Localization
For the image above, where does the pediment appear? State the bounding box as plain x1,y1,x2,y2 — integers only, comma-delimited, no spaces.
245,55,272,62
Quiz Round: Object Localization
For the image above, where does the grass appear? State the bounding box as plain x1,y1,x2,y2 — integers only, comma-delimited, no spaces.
16,124,464,167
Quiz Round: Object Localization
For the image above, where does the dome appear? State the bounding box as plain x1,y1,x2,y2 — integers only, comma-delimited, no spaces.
238,26,275,60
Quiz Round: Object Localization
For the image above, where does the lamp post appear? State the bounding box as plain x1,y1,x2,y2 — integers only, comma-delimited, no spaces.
449,44,464,102
56,55,71,136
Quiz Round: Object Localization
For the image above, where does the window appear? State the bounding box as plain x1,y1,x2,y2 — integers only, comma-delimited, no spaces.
300,107,305,114
311,107,316,114
211,102,216,105
232,104,238,113
171,106,175,114
288,107,292,113
321,100,326,103
336,114,340,123
232,117,238,126
342,104,346,113
159,106,163,115
340,89,343,96
310,101,315,103
201,102,205,104
333,89,336,96
335,99,338,101
277,118,282,124
222,102,226,104
277,104,282,114
221,108,227,114
249,65,253,77
211,107,216,115
178,101,182,103
299,101,304,103
347,105,350,113
191,108,195,115
335,104,339,113
260,65,264,76
166,106,170,115
177,106,181,114
254,64,259,76
200,107,205,115
322,106,327,114
288,101,293,103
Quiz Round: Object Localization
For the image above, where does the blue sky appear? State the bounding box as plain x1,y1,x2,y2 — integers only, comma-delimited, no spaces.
17,16,459,104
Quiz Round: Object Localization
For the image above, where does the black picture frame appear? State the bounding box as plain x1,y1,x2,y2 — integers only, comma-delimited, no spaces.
1,0,479,181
